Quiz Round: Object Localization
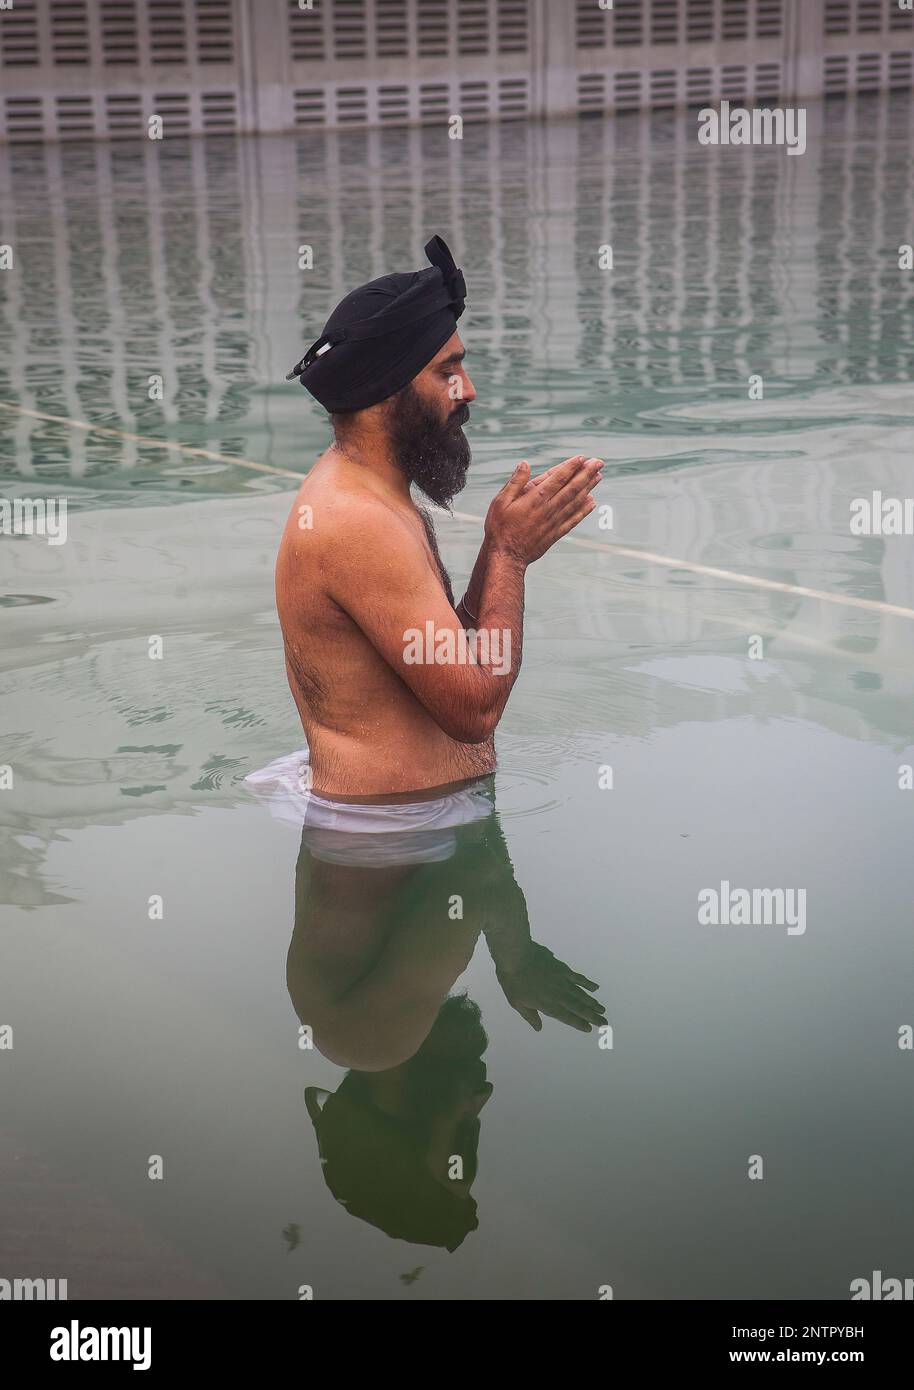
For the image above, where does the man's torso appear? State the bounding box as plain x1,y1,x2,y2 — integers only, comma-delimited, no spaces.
275,451,495,797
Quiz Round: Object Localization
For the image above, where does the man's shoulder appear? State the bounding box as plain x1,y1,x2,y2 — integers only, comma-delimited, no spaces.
292,473,420,553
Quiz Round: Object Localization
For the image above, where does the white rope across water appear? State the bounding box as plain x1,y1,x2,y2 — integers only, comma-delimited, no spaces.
3,399,913,622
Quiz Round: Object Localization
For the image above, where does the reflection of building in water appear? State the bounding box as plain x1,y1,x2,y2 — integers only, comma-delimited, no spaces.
1,92,913,612
561,91,914,670
0,1,913,140
0,135,263,460
1,95,911,647
2,93,911,436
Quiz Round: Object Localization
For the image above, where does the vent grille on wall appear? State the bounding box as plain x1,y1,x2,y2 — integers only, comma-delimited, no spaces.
652,3,679,45
857,0,885,32
55,93,95,133
336,85,369,124
289,0,325,61
153,92,192,132
54,93,94,133
856,51,883,90
289,73,532,129
614,72,642,110
196,1,235,63
377,2,409,58
688,2,715,43
1,87,241,141
0,0,40,67
417,1,450,58
824,47,912,97
287,0,530,62
721,64,749,99
149,2,189,65
0,0,238,69
615,0,643,47
826,0,914,34
0,0,910,142
722,0,750,41
651,68,677,106
497,2,528,53
333,1,369,61
105,92,144,135
0,0,240,141
101,2,140,65
4,96,45,137
686,68,713,104
576,0,785,49
282,0,533,130
755,62,781,98
824,54,851,93
201,89,237,128
51,0,91,66
825,2,851,36
293,88,327,125
377,83,410,121
458,2,489,56
578,61,783,115
756,1,783,38
419,82,450,121
498,76,529,117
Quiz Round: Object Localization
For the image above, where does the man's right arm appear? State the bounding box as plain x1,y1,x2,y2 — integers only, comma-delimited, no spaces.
325,499,523,744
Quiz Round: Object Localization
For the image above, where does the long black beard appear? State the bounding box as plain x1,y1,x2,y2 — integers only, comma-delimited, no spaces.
386,382,471,508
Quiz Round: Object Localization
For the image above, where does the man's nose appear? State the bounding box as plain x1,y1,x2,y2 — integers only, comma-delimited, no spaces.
462,373,477,403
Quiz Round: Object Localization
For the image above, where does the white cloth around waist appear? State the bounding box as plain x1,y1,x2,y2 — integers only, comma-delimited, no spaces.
244,749,494,866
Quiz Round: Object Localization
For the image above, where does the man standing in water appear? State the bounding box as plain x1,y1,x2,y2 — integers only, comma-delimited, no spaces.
275,236,603,801
252,237,606,1048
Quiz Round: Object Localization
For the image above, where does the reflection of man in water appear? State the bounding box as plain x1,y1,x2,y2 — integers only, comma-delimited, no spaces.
286,804,604,1250
304,996,488,1252
277,235,603,799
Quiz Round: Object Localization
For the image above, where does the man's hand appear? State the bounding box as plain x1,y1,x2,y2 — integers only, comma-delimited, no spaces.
484,455,603,565
496,942,606,1033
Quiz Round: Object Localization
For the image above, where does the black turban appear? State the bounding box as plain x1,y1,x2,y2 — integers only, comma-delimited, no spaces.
285,235,467,412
